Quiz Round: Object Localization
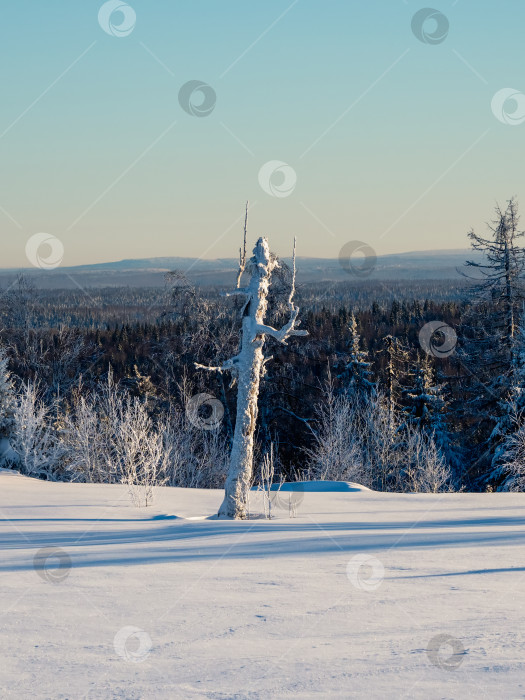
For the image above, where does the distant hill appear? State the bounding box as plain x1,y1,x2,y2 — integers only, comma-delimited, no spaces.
0,249,481,289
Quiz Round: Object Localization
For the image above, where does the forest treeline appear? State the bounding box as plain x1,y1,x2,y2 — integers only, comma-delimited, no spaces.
1,200,525,495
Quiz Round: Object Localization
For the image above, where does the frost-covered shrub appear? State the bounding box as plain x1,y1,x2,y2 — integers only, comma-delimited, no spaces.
60,371,228,503
9,382,62,478
399,424,452,493
115,396,168,506
163,409,228,489
306,388,366,484
62,373,121,484
62,394,111,483
308,384,452,493
63,372,168,504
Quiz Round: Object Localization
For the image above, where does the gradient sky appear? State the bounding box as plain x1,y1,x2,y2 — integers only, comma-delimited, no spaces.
1,0,524,267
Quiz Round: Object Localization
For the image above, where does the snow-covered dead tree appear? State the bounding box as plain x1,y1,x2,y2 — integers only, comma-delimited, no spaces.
197,221,307,518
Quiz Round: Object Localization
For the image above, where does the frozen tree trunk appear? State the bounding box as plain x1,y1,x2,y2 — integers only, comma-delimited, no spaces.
220,251,269,519
197,225,307,519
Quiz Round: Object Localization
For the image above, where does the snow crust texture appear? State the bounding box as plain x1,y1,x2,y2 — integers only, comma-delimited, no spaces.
1,474,524,699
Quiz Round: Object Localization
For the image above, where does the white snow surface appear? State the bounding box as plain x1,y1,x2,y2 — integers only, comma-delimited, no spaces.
267,480,370,492
1,471,525,699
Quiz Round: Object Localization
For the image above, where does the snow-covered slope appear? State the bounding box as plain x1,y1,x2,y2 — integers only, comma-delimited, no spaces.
1,472,524,699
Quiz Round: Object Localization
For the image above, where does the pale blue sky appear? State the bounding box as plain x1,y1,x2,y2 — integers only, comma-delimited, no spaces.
1,1,524,267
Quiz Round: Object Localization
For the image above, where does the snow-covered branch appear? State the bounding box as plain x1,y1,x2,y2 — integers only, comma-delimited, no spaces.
223,288,250,298
195,355,240,374
254,238,308,344
235,201,248,289
254,316,308,344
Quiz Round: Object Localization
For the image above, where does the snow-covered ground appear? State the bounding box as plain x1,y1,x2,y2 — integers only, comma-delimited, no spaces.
1,470,525,699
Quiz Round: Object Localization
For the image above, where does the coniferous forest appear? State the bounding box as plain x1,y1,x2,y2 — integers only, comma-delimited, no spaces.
2,200,525,496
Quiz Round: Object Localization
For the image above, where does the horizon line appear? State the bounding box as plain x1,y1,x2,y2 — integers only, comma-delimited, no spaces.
0,246,477,272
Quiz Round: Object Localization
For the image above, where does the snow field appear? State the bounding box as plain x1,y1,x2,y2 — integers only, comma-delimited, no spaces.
1,471,524,699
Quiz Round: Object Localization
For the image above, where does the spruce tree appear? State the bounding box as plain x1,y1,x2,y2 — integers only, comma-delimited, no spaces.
379,335,408,429
341,313,375,398
401,352,461,476
460,199,525,482
402,353,444,430
491,307,525,483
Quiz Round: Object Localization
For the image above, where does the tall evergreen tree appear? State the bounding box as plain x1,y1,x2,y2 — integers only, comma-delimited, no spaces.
341,313,375,398
402,353,444,430
460,199,525,481
464,198,524,356
401,352,461,476
507,307,525,419
379,335,408,430
491,307,525,483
